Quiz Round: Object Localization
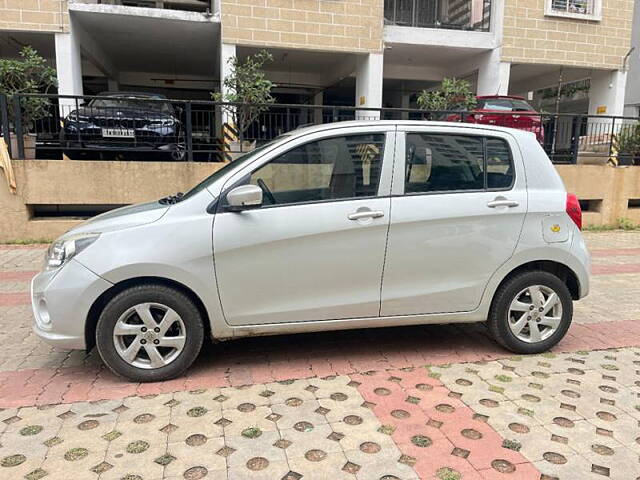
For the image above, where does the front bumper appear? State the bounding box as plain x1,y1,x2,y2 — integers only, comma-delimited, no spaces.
31,259,112,350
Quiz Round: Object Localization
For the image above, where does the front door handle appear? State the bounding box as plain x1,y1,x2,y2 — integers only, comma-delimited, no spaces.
348,210,385,221
487,198,519,208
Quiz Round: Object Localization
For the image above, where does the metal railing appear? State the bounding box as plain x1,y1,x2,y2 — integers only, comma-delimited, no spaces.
1,93,639,165
384,0,492,31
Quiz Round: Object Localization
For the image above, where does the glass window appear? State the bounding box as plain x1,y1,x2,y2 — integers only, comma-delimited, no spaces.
247,134,385,206
486,138,514,190
477,99,513,111
405,134,514,193
405,134,484,193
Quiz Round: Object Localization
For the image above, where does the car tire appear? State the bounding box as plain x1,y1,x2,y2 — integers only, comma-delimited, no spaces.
488,271,573,354
96,284,205,382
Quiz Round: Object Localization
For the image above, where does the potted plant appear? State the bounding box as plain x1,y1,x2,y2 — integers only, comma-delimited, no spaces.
416,77,477,120
616,124,640,166
212,50,276,157
0,46,57,159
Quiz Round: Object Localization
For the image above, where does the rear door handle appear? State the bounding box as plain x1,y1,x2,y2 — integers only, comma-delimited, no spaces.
348,210,385,221
487,199,519,208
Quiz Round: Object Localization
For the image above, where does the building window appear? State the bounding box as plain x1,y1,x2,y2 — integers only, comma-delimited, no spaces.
545,0,602,21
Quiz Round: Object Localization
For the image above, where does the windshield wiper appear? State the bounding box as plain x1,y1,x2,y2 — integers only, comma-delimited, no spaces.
159,192,184,205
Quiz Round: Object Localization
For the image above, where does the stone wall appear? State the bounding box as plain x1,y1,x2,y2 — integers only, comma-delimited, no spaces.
502,0,634,69
0,0,69,32
221,0,384,53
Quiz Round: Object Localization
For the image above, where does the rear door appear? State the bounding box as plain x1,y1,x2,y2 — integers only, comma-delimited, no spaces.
381,127,527,316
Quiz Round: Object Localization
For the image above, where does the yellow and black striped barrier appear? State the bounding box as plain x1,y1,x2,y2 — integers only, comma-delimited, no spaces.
609,134,619,167
222,122,239,162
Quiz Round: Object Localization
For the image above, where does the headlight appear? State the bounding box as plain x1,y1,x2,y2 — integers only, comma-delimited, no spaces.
66,112,90,123
149,119,175,127
44,233,100,271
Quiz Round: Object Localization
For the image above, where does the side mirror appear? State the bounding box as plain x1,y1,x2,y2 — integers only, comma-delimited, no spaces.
226,184,263,211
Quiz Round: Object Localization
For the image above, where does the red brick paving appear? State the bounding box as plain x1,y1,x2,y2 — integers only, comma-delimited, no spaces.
591,263,640,275
355,369,539,480
591,247,640,257
0,270,37,282
0,319,639,409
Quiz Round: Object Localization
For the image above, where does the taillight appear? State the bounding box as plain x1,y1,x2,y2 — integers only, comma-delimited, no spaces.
566,193,582,230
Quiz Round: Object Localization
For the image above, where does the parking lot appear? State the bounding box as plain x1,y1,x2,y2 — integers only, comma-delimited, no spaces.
1,231,639,479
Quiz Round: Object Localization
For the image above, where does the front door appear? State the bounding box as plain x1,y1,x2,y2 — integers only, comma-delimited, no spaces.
381,128,527,316
213,129,394,326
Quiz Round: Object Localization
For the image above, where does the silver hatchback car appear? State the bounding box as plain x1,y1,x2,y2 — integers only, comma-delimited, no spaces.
32,121,590,381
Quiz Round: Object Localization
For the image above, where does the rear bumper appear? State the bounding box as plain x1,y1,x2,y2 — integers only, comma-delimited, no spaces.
31,259,112,350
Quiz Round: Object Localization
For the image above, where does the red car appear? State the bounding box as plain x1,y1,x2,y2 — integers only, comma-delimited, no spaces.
447,95,545,144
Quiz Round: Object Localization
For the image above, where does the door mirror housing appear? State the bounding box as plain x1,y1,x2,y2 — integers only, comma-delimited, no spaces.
226,184,263,211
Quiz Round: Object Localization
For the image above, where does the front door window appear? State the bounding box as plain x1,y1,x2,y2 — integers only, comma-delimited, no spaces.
247,134,386,206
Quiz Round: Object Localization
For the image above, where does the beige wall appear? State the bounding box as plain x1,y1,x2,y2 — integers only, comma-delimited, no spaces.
0,0,68,33
0,160,225,243
557,164,640,226
1,161,639,243
502,0,634,69
221,0,384,53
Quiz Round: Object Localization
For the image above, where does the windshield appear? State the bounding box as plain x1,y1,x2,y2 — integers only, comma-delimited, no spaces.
89,97,174,114
180,137,289,201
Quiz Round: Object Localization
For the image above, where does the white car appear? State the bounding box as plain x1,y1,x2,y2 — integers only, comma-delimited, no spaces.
32,121,590,382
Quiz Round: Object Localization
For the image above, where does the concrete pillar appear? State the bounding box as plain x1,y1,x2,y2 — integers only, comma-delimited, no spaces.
107,78,120,92
401,91,411,120
355,53,383,120
54,27,83,114
588,70,628,138
313,91,323,124
477,49,510,96
589,69,628,117
218,43,236,135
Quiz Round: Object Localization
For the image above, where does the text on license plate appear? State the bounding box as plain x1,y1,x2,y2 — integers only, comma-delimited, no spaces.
101,128,135,138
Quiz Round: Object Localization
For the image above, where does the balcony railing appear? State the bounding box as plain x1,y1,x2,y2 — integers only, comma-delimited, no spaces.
72,0,213,14
384,0,491,31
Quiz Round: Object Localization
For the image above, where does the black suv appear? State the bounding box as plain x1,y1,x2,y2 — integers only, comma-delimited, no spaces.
60,92,184,160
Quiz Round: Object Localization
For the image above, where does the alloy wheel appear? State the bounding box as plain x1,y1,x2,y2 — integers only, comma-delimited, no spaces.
113,302,186,369
508,285,563,344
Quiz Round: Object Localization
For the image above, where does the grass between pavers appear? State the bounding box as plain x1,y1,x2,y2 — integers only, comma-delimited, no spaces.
2,238,52,245
584,218,640,231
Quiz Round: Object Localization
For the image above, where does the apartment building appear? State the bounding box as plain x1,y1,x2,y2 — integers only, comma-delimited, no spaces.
0,0,636,118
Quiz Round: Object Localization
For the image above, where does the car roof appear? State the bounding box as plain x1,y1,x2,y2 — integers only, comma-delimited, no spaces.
289,120,535,138
96,91,168,99
477,95,526,101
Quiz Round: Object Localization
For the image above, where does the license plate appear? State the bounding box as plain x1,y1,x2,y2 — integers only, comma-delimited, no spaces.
101,128,135,138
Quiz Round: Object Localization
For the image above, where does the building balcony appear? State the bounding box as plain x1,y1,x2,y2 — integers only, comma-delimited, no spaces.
384,0,491,32
69,0,216,15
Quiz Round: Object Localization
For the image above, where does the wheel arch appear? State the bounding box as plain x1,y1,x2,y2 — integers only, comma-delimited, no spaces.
85,276,211,352
493,260,581,306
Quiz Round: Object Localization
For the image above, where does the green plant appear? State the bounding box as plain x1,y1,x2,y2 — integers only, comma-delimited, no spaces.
616,124,640,165
0,46,57,130
618,218,639,230
212,50,276,133
416,78,477,113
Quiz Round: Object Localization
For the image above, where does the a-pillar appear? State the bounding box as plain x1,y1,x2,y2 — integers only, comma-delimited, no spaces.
54,20,83,115
355,53,383,120
477,48,510,96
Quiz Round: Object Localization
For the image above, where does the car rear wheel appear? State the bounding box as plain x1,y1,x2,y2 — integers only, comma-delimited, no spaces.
488,271,573,354
96,284,204,382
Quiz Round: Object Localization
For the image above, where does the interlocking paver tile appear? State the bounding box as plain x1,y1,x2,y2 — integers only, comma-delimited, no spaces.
2,233,640,479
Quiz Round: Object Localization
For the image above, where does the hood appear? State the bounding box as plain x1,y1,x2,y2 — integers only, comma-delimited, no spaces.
69,107,175,122
65,201,169,237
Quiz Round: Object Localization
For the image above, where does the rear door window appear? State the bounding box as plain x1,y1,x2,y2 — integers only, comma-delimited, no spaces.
405,133,514,194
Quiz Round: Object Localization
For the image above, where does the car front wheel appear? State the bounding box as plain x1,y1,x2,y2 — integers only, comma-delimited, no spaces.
488,271,573,354
96,284,204,382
